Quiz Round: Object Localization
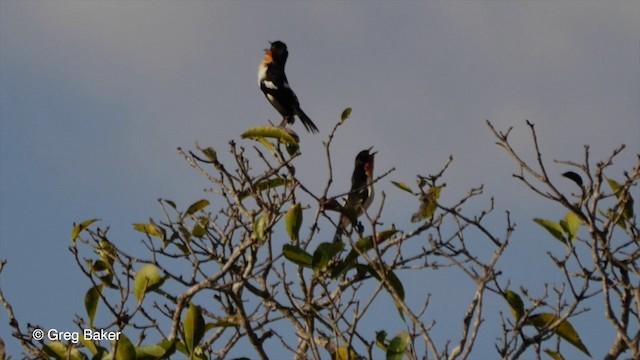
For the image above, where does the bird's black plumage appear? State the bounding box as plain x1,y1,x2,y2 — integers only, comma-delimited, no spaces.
333,148,376,243
258,41,318,133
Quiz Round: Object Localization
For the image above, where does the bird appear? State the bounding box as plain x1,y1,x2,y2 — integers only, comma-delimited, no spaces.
333,148,377,243
258,41,319,134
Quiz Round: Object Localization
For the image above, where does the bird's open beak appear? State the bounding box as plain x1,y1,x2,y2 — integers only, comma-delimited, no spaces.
367,146,377,157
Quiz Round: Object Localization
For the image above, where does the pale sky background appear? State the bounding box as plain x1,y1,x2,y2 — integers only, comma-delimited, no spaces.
1,1,639,358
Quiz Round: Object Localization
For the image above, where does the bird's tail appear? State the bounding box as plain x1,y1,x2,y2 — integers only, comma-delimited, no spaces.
333,226,343,243
295,107,319,134
333,215,348,243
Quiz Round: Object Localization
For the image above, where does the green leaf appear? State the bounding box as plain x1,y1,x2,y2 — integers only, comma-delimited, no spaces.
134,265,164,302
136,344,168,359
241,126,300,151
335,346,359,360
71,218,100,242
256,136,276,153
411,186,442,223
391,181,414,195
533,218,566,244
384,269,405,301
285,203,303,242
133,223,166,241
527,313,591,357
560,212,580,243
362,264,405,299
606,177,623,194
606,177,635,221
352,229,397,254
195,143,217,163
330,259,354,279
239,178,293,200
78,336,99,355
312,242,344,273
186,199,210,216
114,333,136,360
192,219,207,238
85,285,103,327
363,264,405,320
504,290,524,323
386,331,410,360
90,260,116,289
282,244,313,268
136,339,175,360
375,331,388,352
209,315,242,328
340,108,352,123
331,229,398,278
43,342,87,360
184,303,205,356
254,214,268,243
544,349,566,360
97,240,116,267
285,142,299,156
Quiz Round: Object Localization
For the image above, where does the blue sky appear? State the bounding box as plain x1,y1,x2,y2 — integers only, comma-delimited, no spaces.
1,1,638,358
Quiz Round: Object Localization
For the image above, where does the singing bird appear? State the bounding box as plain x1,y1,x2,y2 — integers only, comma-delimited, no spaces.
333,148,376,243
258,41,319,133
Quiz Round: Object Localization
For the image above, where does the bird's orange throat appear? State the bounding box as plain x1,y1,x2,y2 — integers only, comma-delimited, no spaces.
365,161,374,178
263,50,273,64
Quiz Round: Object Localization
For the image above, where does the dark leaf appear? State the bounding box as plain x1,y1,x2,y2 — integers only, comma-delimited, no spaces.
323,199,358,227
375,331,388,352
561,171,583,187
84,285,102,327
312,242,344,273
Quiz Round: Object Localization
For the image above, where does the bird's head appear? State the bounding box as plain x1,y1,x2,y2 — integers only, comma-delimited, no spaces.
355,147,376,179
266,40,289,63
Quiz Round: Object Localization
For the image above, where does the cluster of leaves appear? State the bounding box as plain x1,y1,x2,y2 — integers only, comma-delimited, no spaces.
490,120,639,359
0,116,637,360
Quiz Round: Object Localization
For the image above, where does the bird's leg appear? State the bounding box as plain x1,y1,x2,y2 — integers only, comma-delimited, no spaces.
356,222,364,237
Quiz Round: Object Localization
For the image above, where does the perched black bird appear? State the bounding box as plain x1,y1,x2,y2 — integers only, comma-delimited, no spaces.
258,41,319,134
333,148,376,243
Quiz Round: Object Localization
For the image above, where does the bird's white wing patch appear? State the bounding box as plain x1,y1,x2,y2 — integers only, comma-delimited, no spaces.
263,81,278,90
